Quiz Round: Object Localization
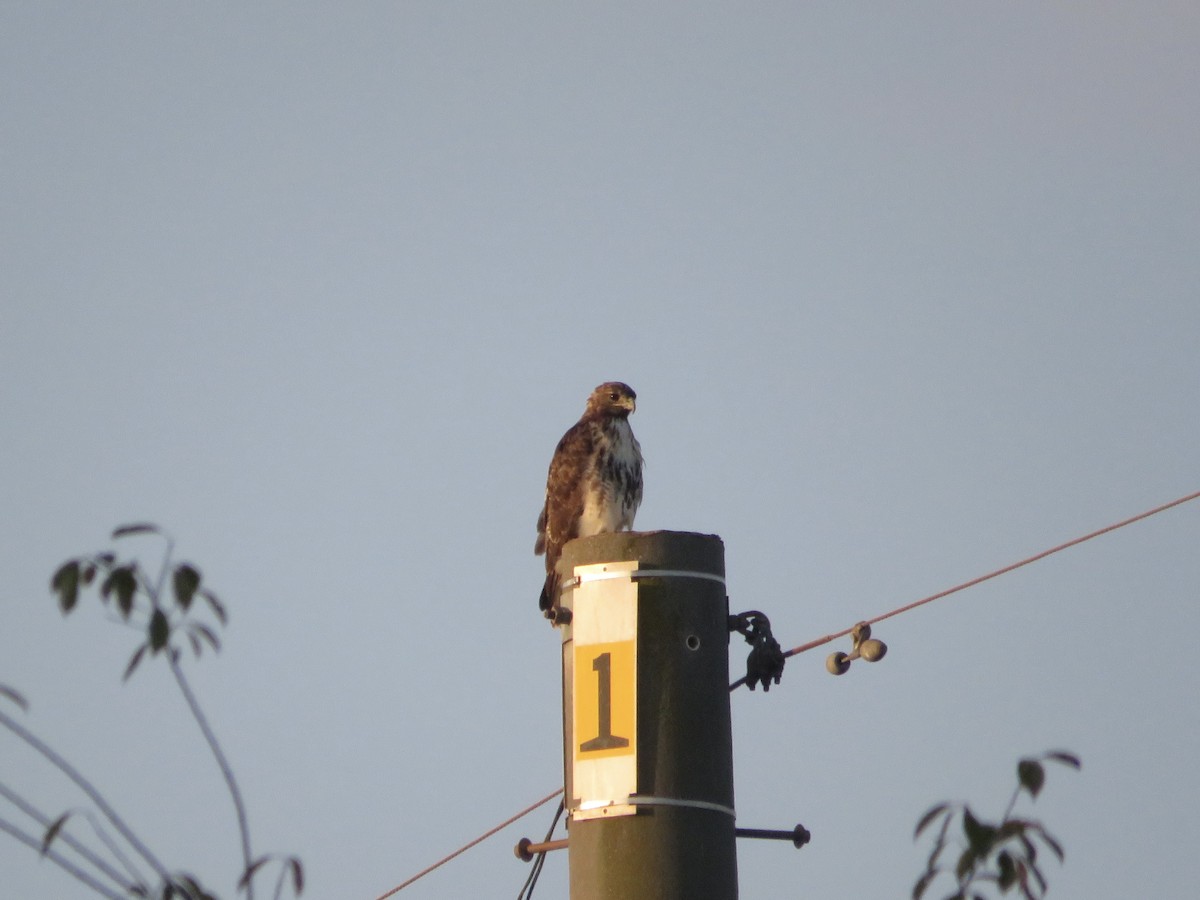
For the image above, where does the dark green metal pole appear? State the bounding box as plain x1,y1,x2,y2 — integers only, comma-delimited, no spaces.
559,531,737,900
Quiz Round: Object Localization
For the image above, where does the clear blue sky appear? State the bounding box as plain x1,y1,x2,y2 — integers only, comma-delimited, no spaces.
2,3,1198,898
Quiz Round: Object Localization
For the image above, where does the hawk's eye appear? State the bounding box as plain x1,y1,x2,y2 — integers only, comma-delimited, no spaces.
609,392,619,401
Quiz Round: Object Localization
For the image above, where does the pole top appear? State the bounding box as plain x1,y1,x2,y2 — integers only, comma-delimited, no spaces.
558,531,724,578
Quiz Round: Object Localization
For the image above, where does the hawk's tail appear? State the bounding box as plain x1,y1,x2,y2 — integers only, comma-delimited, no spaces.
539,570,560,616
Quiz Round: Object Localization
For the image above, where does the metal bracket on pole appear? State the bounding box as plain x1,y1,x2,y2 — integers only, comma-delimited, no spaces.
735,824,811,849
516,823,811,863
515,837,570,861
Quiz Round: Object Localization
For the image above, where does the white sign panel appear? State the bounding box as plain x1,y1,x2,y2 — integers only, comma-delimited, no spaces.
570,561,638,820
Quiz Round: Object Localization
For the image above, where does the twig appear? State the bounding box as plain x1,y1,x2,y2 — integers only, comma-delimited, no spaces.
168,654,254,899
0,816,128,900
0,708,173,885
0,781,141,891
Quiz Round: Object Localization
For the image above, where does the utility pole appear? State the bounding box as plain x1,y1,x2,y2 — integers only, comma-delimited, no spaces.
558,530,737,900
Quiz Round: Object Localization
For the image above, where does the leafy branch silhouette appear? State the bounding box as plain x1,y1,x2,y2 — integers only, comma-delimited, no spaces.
0,524,303,900
913,751,1081,900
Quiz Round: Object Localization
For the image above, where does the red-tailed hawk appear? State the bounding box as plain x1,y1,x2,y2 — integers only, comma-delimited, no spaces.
535,382,644,620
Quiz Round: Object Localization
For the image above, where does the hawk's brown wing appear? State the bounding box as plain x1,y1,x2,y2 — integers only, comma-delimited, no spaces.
536,419,598,611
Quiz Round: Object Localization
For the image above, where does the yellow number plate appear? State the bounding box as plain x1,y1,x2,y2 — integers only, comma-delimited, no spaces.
574,639,636,761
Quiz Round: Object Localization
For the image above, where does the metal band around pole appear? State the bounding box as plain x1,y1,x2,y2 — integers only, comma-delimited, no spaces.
627,796,737,818
565,569,727,590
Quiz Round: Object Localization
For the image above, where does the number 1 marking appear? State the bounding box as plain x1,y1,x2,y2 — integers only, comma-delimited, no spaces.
579,651,630,752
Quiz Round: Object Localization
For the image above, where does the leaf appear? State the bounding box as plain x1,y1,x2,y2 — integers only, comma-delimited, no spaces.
200,589,227,626
1020,834,1037,864
912,869,938,900
0,684,29,711
238,856,271,890
1028,858,1048,892
1018,862,1036,900
997,819,1028,840
915,803,951,838
189,622,221,654
997,850,1017,890
955,846,978,880
1045,750,1081,770
187,631,202,658
962,807,996,855
173,564,200,612
112,523,160,539
926,809,952,870
81,564,96,585
169,874,213,900
1032,825,1065,862
123,644,148,681
51,560,81,614
1017,759,1045,799
149,608,170,652
288,856,305,894
102,565,139,618
41,812,71,856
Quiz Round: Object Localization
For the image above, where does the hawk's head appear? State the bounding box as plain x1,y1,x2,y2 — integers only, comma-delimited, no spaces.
585,382,637,419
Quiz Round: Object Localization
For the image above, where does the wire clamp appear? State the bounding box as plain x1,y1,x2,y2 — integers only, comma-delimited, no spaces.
729,610,785,691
